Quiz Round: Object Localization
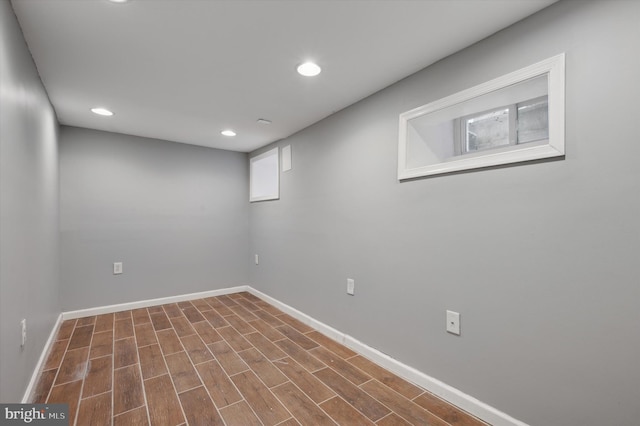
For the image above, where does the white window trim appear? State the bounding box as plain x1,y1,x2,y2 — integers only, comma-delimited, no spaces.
398,53,565,180
249,147,279,202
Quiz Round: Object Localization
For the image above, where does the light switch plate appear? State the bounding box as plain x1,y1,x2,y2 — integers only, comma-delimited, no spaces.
446,310,460,335
113,262,123,275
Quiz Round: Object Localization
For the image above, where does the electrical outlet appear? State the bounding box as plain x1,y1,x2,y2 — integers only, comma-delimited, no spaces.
113,262,123,275
347,278,355,296
446,310,460,335
20,319,26,347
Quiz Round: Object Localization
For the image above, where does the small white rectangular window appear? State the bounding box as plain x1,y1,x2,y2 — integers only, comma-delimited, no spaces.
250,147,279,202
398,54,564,180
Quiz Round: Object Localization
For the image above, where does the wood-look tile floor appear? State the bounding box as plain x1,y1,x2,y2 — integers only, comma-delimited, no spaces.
32,292,488,426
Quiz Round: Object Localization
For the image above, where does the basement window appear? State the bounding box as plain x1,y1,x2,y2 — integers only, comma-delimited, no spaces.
398,54,564,180
250,147,279,202
457,96,549,154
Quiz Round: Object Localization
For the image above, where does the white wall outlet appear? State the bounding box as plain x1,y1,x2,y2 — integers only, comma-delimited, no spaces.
20,319,26,347
254,254,259,265
347,278,355,296
113,262,123,275
446,310,461,335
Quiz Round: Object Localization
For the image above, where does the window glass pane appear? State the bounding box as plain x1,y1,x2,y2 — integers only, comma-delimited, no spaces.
517,96,548,144
466,108,510,152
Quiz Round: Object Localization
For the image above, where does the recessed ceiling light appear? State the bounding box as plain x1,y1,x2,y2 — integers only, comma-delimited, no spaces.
297,62,321,77
221,130,236,137
108,0,130,3
91,107,114,116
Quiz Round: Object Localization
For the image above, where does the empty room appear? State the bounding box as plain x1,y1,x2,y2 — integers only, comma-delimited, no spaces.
1,0,638,425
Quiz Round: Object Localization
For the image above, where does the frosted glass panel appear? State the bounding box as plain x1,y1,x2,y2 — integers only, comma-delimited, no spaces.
517,97,549,143
466,108,510,152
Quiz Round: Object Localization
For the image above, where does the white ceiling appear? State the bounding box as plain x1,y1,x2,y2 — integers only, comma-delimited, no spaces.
11,0,556,153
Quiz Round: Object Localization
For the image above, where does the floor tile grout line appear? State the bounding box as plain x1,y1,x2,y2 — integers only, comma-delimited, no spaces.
211,296,300,425
239,297,264,312
375,411,397,425
273,337,327,375
194,297,262,426
44,320,75,403
410,390,488,426
131,310,152,426
354,366,457,423
274,312,314,334
271,304,466,424
358,377,375,387
218,399,265,426
300,336,413,423
222,300,390,424
271,356,338,405
411,389,427,402
268,380,316,424
325,375,394,424
222,312,258,334
109,313,114,426
212,296,432,424
359,377,454,426
308,346,373,388
79,388,111,401
314,392,338,407
349,355,426,401
173,325,227,421
269,376,340,426
149,305,190,426
232,368,289,426
111,403,145,420
72,318,95,426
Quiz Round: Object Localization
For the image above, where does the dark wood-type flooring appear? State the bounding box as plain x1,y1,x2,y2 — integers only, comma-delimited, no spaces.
32,292,488,426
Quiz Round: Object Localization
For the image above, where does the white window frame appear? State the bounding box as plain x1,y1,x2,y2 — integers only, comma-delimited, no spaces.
249,147,279,202
398,54,565,180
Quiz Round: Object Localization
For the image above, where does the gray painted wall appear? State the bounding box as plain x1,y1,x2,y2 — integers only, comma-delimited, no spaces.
249,1,640,425
0,0,60,402
59,126,249,311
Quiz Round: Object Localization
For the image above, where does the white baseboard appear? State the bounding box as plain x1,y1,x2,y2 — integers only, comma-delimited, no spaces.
247,287,529,426
28,284,527,425
247,287,347,343
22,313,63,403
61,286,249,320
